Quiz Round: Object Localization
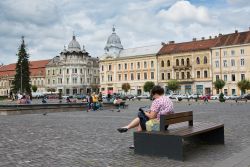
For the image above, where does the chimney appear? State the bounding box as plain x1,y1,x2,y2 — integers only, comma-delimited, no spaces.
201,37,205,40
235,30,238,33
209,36,212,39
219,33,222,36
193,38,196,41
161,42,166,45
169,41,175,44
215,35,217,38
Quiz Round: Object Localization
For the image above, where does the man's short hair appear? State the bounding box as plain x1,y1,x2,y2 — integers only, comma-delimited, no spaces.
151,85,164,96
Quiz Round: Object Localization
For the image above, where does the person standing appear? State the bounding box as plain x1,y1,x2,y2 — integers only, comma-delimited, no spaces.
86,93,93,112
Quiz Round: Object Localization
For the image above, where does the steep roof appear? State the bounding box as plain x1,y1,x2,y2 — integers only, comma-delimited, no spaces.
158,38,218,55
0,59,50,78
214,30,250,47
119,44,162,57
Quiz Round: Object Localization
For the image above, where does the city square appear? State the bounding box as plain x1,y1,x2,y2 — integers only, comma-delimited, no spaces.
0,0,250,166
1,100,250,167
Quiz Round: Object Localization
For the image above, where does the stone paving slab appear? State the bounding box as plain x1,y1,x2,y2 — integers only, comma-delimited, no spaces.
0,101,250,166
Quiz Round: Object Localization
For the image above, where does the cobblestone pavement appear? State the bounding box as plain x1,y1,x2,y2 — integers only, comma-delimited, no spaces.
0,100,250,167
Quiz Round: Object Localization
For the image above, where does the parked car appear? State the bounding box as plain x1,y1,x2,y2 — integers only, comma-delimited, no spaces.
223,95,230,100
211,94,219,100
188,94,202,99
177,94,188,99
137,94,150,100
74,94,86,100
200,94,211,100
125,94,135,100
169,93,180,99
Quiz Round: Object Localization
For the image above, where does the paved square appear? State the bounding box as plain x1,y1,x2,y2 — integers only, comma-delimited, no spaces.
0,100,250,167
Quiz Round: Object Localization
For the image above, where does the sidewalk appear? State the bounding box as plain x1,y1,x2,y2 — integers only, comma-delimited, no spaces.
214,146,250,167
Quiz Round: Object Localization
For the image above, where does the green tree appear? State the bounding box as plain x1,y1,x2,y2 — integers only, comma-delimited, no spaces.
167,80,180,93
143,81,155,93
122,83,131,94
12,36,31,95
32,85,38,92
237,79,250,95
47,88,56,94
213,79,225,93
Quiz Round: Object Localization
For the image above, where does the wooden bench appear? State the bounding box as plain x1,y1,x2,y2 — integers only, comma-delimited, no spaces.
134,111,224,161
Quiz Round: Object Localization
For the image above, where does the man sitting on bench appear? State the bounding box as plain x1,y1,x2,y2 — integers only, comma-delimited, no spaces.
117,85,174,133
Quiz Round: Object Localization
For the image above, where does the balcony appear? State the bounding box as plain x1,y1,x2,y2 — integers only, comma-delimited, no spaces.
173,65,192,70
177,78,195,84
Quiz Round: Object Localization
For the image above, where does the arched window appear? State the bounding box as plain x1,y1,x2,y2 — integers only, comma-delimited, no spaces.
161,60,164,67
187,58,190,66
176,59,179,66
181,59,184,66
196,57,200,64
204,56,208,64
167,60,170,66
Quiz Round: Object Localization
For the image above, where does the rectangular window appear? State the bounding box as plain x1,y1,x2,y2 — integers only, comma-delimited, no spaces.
232,74,235,81
187,72,190,79
80,69,82,74
204,71,208,78
223,51,227,56
197,71,200,78
224,89,228,96
48,70,50,75
223,60,227,67
215,61,219,68
181,72,185,79
53,80,55,84
60,69,62,74
231,50,235,56
118,64,121,70
151,72,154,79
108,65,112,71
124,63,127,70
240,58,245,66
108,75,112,82
144,72,147,80
137,62,140,69
216,52,219,57
131,63,133,69
241,74,245,80
53,70,55,75
101,75,104,82
224,75,227,81
176,72,179,79
240,49,244,55
124,74,127,81
48,79,50,84
161,73,164,80
231,59,235,66
232,89,236,95
167,73,171,80
101,65,104,71
151,61,154,68
144,61,147,68
118,74,121,81
131,73,134,80
67,78,69,84
67,69,69,74
137,73,140,80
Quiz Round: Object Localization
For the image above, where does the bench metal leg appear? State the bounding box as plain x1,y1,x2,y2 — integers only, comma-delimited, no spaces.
134,132,184,161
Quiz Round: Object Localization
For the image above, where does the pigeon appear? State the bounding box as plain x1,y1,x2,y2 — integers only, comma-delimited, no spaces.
43,112,47,116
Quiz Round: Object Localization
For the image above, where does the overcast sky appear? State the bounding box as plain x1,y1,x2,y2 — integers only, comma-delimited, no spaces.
0,0,250,64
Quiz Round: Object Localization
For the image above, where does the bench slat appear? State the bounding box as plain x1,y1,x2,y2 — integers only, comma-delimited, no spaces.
164,111,193,119
165,116,193,125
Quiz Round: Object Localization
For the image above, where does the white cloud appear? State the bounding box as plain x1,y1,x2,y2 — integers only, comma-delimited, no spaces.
0,0,249,65
157,0,211,24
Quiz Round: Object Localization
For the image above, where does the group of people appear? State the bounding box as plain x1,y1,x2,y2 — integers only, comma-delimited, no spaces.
86,92,103,112
17,93,32,104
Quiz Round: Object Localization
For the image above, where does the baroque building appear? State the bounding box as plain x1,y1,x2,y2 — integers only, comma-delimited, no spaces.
0,60,49,96
45,35,99,95
157,38,218,95
100,27,162,95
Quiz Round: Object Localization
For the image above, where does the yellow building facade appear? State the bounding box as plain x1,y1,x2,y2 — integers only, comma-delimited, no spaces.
211,30,250,96
157,38,217,95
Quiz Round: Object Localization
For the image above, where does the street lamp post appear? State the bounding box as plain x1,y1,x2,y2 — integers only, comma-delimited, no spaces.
20,60,22,94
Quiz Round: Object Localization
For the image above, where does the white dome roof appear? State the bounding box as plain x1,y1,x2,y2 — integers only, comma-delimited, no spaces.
68,36,81,51
105,27,123,50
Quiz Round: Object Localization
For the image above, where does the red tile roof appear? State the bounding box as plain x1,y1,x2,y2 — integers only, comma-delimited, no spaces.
158,30,250,55
0,59,50,78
